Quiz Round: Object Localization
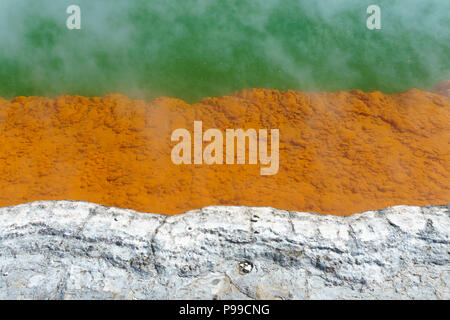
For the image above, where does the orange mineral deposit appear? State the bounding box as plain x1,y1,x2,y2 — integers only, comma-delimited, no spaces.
0,84,449,215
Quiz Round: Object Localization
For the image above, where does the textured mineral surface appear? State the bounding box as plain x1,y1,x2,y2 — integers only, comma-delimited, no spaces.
1,86,449,215
0,200,448,299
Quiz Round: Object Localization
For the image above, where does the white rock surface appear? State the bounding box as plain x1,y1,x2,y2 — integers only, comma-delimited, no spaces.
0,201,448,300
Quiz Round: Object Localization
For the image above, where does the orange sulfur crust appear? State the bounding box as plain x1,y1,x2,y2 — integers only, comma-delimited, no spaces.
0,85,449,215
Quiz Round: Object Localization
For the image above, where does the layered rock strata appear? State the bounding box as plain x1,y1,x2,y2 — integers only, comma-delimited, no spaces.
0,201,448,299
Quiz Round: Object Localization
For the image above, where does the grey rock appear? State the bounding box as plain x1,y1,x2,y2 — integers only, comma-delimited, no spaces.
0,200,448,300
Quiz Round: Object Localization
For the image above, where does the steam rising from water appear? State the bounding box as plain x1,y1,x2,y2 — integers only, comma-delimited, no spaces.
0,0,449,101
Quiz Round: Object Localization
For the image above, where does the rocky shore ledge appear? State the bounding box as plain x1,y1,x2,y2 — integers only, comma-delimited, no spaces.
0,201,448,299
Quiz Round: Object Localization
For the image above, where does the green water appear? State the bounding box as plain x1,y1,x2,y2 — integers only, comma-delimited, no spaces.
0,0,449,102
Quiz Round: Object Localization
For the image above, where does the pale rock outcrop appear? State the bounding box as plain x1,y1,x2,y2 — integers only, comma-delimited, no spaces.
0,201,448,299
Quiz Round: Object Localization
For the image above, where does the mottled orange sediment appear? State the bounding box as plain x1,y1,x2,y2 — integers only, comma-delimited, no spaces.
0,84,449,215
